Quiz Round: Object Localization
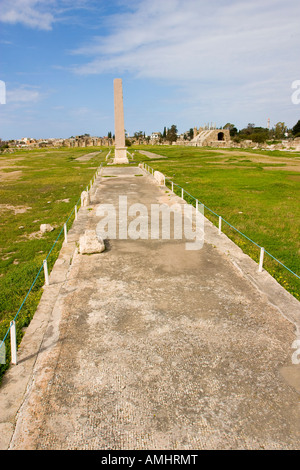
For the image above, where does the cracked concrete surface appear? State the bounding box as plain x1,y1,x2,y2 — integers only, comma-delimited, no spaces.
1,166,299,450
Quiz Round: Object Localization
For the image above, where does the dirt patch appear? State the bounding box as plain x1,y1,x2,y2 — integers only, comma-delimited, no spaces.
204,150,300,172
209,149,299,159
263,166,300,172
0,170,23,182
27,231,44,240
75,152,102,162
287,175,300,181
0,204,32,214
0,157,25,168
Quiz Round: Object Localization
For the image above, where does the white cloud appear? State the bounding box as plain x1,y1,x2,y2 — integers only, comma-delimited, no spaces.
6,85,42,103
67,0,300,128
71,0,300,86
0,0,93,30
0,0,55,30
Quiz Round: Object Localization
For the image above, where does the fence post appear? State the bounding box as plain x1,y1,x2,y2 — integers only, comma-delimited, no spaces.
43,259,49,286
219,216,222,235
172,182,174,193
258,247,265,272
181,188,184,199
64,223,68,244
75,204,78,221
10,321,17,365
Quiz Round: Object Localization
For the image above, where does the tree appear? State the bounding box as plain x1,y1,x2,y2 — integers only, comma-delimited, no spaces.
166,125,178,143
223,123,238,137
292,120,300,137
134,131,144,139
237,124,270,143
107,131,112,139
274,122,287,140
162,127,167,139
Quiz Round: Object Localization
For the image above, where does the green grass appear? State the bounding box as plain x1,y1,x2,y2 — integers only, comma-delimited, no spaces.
133,145,300,301
0,146,108,381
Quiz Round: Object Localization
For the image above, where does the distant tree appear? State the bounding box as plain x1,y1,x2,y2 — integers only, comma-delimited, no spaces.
188,128,194,140
274,122,287,140
125,138,132,147
237,124,269,143
223,123,238,137
166,125,178,143
108,131,112,139
134,131,144,139
163,127,167,139
292,120,300,137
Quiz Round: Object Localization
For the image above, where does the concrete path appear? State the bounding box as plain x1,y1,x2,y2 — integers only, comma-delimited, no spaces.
75,151,102,162
1,166,300,450
138,150,167,159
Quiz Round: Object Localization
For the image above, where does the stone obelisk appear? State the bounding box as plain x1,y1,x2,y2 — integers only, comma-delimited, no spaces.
113,78,128,164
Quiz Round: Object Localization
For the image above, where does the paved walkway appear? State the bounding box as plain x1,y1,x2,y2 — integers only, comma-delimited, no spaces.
138,150,167,159
1,166,299,450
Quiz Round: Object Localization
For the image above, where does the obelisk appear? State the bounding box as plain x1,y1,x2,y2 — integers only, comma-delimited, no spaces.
113,78,128,164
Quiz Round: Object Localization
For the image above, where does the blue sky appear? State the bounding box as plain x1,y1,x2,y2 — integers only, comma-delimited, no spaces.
0,0,300,140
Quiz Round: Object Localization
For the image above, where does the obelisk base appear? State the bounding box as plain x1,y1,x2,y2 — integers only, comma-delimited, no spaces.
114,147,129,164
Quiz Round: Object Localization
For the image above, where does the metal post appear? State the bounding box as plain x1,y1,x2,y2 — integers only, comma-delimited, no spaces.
75,205,78,221
10,321,17,365
181,188,184,199
219,216,222,235
64,223,68,244
172,182,174,193
43,259,49,286
258,247,265,272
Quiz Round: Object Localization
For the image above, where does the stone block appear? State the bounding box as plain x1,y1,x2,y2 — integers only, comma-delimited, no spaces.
40,224,54,233
79,230,105,254
81,191,90,207
154,171,165,185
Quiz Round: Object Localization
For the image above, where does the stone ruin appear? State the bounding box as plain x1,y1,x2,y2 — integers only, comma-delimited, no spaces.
190,127,231,147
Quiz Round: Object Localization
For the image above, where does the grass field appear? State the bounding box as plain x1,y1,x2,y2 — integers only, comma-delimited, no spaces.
132,145,300,302
0,147,108,379
0,144,299,381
